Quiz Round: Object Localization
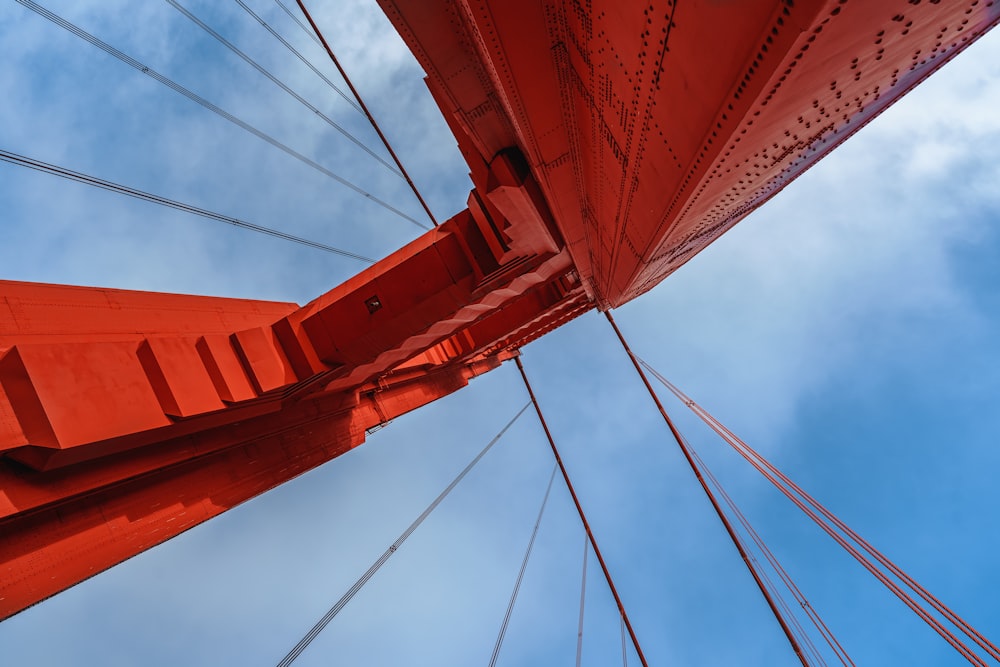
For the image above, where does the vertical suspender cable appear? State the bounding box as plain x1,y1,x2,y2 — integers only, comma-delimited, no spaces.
642,364,993,666
15,0,425,229
165,0,400,176
621,617,629,667
488,465,558,667
276,403,531,667
0,149,375,263
295,0,440,227
685,435,837,666
665,370,1000,663
232,0,361,113
274,0,322,46
684,431,853,666
575,533,589,667
604,310,811,667
515,356,651,667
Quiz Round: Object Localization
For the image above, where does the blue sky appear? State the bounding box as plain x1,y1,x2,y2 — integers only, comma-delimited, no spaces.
2,1,1000,665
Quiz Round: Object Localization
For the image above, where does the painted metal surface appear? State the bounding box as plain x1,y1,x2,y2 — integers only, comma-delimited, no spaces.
383,0,999,307
2,0,997,618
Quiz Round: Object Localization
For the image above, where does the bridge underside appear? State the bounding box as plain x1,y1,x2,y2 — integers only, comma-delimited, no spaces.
2,0,997,618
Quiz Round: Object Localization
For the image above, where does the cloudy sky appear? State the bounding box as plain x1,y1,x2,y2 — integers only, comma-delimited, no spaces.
2,1,1000,665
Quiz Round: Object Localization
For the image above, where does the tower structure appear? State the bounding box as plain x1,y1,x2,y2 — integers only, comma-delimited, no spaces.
2,0,997,618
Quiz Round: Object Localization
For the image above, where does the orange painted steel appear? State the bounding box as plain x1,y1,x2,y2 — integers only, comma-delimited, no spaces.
382,0,1000,307
1,0,997,618
0,167,584,616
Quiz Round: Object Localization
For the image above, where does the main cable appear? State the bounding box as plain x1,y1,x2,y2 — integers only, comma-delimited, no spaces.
0,148,375,263
164,0,401,176
276,402,531,667
515,355,651,667
294,0,439,227
15,0,427,230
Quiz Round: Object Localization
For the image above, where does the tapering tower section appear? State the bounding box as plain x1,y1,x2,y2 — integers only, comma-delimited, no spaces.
381,0,999,306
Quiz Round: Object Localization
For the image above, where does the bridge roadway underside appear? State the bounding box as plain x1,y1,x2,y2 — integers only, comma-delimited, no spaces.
2,0,997,618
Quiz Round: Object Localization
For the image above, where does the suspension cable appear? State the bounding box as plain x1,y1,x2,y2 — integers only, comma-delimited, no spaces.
620,617,629,667
231,0,362,113
689,442,853,666
671,427,828,665
604,310,811,667
15,0,426,230
294,0,440,228
276,402,531,667
273,0,321,47
0,148,375,263
575,533,588,667
637,357,996,666
514,356,651,667
682,390,1000,664
164,0,401,176
757,555,829,667
488,465,558,667
685,435,843,667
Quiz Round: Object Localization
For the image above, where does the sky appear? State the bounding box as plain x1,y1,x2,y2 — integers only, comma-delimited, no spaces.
1,1,999,665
